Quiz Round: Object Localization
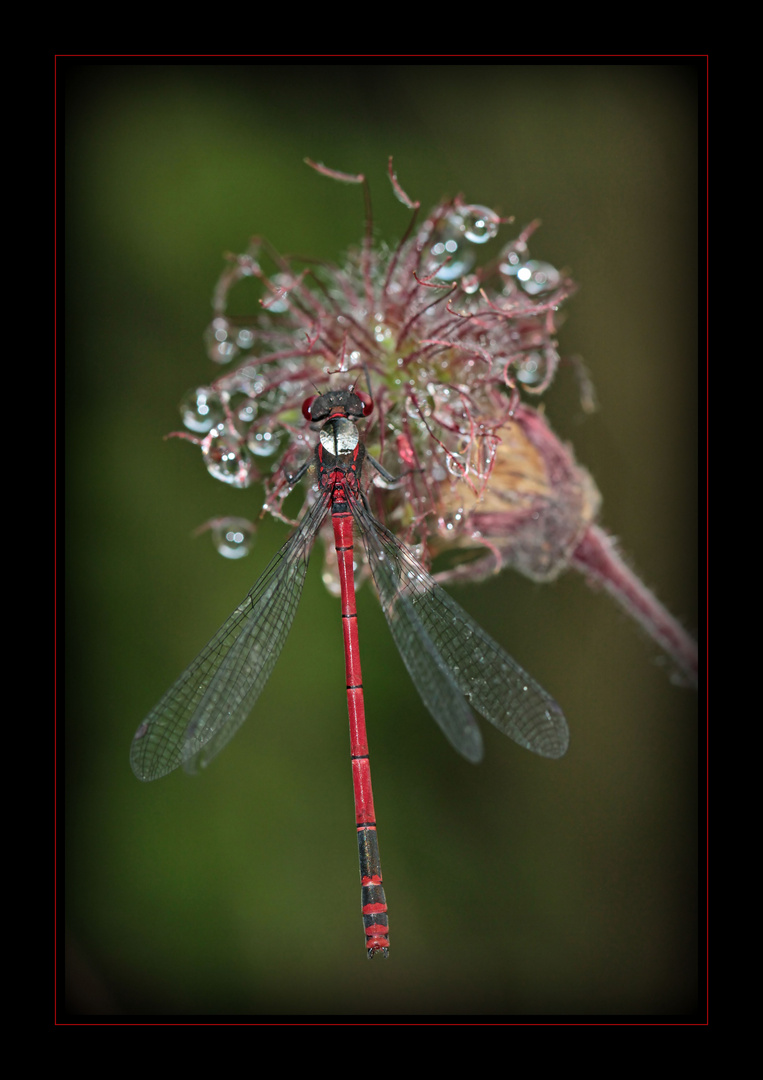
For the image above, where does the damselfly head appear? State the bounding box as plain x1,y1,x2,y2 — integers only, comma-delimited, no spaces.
303,388,373,424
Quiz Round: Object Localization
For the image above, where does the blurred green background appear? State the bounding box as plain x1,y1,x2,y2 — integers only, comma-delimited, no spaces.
64,62,699,1017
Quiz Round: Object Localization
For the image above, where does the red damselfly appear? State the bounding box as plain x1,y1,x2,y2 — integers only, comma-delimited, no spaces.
131,387,570,958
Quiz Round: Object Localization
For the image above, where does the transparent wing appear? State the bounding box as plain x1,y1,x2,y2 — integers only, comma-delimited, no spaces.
130,492,330,781
352,499,569,763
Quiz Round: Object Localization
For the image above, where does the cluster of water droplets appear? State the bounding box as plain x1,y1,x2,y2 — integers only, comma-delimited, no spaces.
418,204,566,398
169,179,575,573
427,203,501,282
498,240,561,298
180,375,292,491
424,202,563,305
203,316,260,365
390,364,507,546
496,237,566,392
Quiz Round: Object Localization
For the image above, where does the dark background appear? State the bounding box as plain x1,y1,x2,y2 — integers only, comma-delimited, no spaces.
64,61,700,1017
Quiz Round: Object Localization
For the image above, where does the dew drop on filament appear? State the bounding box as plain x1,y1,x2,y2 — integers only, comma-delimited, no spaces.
516,351,545,385
247,428,285,458
456,204,501,244
515,260,561,296
202,425,254,488
445,452,466,478
180,387,225,433
212,517,255,559
204,317,240,363
428,217,476,282
235,327,256,350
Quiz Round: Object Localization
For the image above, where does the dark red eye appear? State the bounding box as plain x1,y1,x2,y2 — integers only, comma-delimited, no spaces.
356,391,373,417
302,396,317,420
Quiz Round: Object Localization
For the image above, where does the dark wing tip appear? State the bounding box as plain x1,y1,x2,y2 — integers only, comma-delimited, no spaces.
535,705,570,759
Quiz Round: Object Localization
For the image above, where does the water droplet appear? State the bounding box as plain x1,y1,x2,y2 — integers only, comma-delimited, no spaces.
226,392,257,433
247,428,285,458
516,260,561,296
180,387,225,433
471,435,498,477
262,273,293,313
202,425,254,487
204,317,239,364
212,517,255,559
500,239,528,268
445,452,466,477
516,351,545,385
515,346,558,388
428,218,475,282
405,393,432,420
235,327,256,349
455,204,501,244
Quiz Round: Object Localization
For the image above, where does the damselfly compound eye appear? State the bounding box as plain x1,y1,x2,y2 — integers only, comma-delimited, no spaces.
302,396,317,421
357,391,373,417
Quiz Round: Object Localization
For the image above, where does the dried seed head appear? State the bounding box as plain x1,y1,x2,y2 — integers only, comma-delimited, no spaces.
168,160,696,686
177,162,576,564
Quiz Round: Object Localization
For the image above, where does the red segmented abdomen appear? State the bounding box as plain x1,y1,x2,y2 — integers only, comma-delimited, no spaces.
332,500,390,958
